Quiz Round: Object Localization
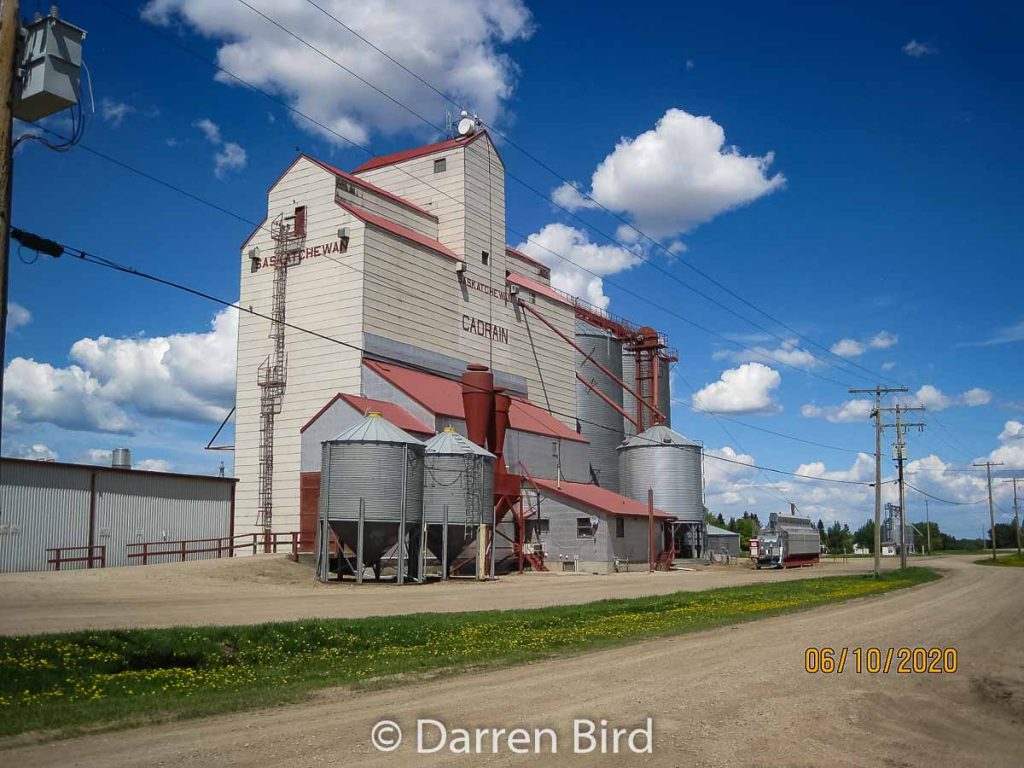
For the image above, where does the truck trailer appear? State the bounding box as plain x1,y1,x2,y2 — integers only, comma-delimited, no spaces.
750,512,820,569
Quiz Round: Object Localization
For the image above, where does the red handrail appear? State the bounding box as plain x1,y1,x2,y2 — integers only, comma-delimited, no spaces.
126,532,302,565
46,545,106,571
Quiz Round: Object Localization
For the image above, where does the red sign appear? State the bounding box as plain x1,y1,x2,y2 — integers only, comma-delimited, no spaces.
251,239,348,271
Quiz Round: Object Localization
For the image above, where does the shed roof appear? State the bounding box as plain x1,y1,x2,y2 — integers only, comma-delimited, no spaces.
0,457,237,484
706,524,741,537
300,393,434,436
304,155,436,220
505,246,548,272
506,272,573,308
363,359,587,443
531,478,673,519
337,201,461,262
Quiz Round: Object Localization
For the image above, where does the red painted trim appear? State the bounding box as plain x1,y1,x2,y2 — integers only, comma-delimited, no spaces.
352,131,500,173
239,216,268,251
304,155,438,220
507,273,574,307
337,201,462,262
299,391,435,435
505,246,546,271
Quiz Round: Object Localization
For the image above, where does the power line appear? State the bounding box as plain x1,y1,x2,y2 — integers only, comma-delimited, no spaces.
904,482,987,506
293,0,900,389
96,0,863,390
30,121,874,466
17,227,876,490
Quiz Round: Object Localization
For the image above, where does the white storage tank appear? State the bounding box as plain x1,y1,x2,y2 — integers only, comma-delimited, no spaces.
618,425,704,522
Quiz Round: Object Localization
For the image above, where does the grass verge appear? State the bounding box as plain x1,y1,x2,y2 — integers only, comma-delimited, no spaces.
0,567,937,739
975,553,1024,567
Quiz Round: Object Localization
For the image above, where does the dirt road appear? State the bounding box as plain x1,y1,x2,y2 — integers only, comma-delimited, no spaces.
1,554,898,635
3,556,1022,767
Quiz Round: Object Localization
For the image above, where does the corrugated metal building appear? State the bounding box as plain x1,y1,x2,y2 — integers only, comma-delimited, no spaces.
0,458,236,572
706,524,741,557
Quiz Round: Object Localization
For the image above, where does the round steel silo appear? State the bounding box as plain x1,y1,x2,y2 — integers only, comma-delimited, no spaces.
576,319,625,492
422,428,495,566
657,356,672,428
621,350,637,437
618,425,704,522
320,412,425,577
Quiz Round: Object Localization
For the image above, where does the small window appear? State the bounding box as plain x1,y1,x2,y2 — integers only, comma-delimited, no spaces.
532,519,550,536
615,518,625,538
293,206,307,237
577,518,596,539
433,158,446,173
481,251,489,265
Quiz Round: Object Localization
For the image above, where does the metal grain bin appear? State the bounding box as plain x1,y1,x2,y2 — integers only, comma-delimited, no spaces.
618,425,704,522
622,348,637,438
658,356,672,428
423,428,495,564
576,319,625,491
319,412,425,570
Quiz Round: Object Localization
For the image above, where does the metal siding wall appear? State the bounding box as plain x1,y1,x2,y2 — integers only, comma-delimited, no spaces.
536,496,612,568
575,322,624,491
610,515,658,564
94,473,233,568
0,462,91,572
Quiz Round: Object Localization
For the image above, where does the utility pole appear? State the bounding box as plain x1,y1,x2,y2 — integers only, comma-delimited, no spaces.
882,403,925,570
973,460,1004,561
924,499,931,555
0,0,20,450
850,386,908,577
1001,478,1022,558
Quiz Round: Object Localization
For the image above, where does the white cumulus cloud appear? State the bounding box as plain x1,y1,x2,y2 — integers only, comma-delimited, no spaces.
902,40,936,58
7,302,30,331
692,363,781,415
830,338,865,357
551,108,784,240
192,117,246,177
801,399,873,424
3,309,237,434
713,337,819,370
11,442,58,461
869,331,898,349
515,224,641,310
100,98,135,127
145,0,533,144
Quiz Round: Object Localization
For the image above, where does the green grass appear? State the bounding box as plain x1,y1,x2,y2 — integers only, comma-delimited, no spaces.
0,568,938,740
975,552,1024,567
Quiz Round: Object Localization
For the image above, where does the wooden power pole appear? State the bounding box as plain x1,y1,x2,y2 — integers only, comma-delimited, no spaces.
1002,478,1022,558
974,461,1004,561
849,386,908,576
0,0,19,450
882,403,925,570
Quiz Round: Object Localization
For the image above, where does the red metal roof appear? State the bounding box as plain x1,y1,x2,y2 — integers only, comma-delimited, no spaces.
363,359,587,443
337,201,462,262
505,246,547,272
506,272,574,308
531,479,674,519
300,393,435,436
352,131,490,174
304,155,437,220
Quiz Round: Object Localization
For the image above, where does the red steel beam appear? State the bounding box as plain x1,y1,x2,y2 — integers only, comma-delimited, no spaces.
519,300,665,424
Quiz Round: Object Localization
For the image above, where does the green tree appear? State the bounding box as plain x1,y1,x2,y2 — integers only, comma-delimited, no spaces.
817,519,826,543
853,519,875,552
715,512,726,527
825,521,853,554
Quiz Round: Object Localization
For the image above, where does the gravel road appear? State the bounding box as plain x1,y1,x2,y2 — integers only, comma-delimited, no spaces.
2,553,908,635
2,556,1021,766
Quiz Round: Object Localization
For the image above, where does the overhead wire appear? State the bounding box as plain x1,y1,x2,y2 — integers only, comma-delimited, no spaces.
96,0,862,390
294,0,901,389
18,228,877,490
30,122,878,467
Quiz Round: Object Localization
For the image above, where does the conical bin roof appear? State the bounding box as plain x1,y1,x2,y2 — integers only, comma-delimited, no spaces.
619,424,701,450
328,411,425,446
423,427,495,457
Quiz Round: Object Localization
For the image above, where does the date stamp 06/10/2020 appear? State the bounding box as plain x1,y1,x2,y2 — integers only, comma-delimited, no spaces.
804,647,958,675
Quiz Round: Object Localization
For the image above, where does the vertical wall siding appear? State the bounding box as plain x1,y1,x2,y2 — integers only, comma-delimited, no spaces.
0,462,91,572
94,472,233,568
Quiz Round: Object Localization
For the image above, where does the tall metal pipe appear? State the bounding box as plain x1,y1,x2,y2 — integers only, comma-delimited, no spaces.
460,363,494,448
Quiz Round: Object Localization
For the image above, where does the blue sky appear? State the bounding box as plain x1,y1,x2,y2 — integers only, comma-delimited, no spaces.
4,1,1022,536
